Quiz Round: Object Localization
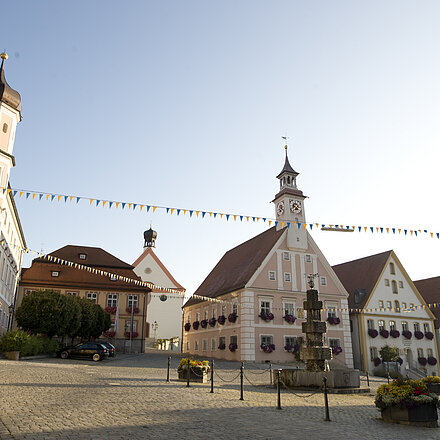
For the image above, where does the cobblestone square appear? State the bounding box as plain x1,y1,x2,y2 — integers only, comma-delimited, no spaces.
0,352,439,440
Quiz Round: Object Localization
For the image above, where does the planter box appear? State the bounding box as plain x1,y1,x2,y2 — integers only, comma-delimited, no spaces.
427,383,440,395
381,405,438,428
177,368,208,383
4,351,20,361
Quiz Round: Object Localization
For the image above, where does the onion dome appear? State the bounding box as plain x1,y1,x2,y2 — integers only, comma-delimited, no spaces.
143,227,157,248
0,52,21,112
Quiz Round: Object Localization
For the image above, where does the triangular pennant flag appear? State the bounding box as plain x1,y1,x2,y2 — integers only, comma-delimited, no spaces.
153,207,157,212
103,201,107,207
226,214,230,221
310,224,313,230
166,208,170,214
202,212,206,218
121,203,126,209
170,208,174,215
76,197,81,203
90,199,94,205
177,209,180,216
96,200,100,206
269,221,272,226
39,194,43,201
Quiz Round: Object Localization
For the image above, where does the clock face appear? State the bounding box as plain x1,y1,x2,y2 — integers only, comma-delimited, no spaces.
276,201,285,216
289,199,302,214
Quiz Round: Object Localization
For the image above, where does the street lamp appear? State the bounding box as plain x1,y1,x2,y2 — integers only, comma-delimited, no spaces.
152,321,158,340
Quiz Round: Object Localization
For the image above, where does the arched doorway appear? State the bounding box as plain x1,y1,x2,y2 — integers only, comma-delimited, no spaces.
406,348,413,369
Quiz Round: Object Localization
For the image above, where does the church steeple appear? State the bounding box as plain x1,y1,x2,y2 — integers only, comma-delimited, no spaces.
0,53,21,114
277,145,299,191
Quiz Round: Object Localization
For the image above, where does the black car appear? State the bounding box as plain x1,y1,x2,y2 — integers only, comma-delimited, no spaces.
99,341,116,357
57,342,109,362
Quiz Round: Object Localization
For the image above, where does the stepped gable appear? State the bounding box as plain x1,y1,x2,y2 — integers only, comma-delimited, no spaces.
186,226,285,306
332,250,392,309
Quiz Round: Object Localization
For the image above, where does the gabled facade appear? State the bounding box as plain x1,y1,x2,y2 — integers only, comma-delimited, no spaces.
0,53,26,335
132,229,185,343
182,147,353,366
17,245,150,352
333,251,439,376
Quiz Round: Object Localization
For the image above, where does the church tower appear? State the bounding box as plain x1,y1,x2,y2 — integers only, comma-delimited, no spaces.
272,145,307,250
0,52,21,193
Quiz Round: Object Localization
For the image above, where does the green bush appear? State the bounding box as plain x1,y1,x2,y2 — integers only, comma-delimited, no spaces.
20,336,59,357
0,330,30,352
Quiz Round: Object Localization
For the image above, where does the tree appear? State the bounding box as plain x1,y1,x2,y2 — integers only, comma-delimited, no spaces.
380,345,399,362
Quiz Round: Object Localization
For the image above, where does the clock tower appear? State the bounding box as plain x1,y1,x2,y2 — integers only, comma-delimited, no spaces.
273,145,307,250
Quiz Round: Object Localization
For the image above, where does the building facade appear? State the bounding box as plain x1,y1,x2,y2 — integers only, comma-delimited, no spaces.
132,227,185,347
0,52,26,335
183,148,354,366
333,251,439,376
17,245,150,352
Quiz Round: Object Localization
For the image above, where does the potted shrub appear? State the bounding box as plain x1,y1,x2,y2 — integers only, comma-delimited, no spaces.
228,313,237,323
368,329,378,338
208,317,216,327
217,315,226,325
415,331,424,340
283,314,296,324
259,311,274,322
184,323,191,332
402,330,412,339
0,330,30,360
192,321,200,330
261,343,275,353
375,377,439,427
422,376,440,394
200,319,208,328
177,358,210,383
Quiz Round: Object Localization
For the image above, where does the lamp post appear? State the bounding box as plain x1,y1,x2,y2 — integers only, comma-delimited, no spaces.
152,321,158,340
8,304,14,331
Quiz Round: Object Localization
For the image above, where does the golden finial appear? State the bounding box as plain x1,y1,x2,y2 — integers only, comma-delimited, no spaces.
0,52,8,60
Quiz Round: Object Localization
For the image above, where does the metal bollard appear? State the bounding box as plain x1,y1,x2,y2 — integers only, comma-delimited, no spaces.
323,376,330,421
269,362,273,385
276,369,282,410
210,359,214,393
166,356,171,382
186,358,191,388
387,372,390,384
366,371,370,387
240,361,244,401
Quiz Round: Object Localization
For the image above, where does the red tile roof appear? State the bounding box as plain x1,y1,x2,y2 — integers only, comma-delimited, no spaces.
332,250,392,309
414,277,440,329
185,226,285,306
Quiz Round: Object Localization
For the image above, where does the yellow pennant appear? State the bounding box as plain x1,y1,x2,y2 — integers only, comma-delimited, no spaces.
32,193,36,200
153,206,157,212
58,195,62,202
70,196,74,202
364,227,367,232
116,202,120,208
246,216,249,221
103,201,107,207
20,192,23,198
281,222,284,228
170,208,174,215
90,199,94,205
220,213,223,219
196,211,200,217
128,203,132,210
268,221,272,226
303,223,307,229
234,215,237,221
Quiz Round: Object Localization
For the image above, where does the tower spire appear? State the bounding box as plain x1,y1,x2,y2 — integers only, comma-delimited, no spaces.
0,51,21,113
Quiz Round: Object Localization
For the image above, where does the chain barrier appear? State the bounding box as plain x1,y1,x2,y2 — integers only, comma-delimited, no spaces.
243,372,270,387
278,378,322,398
214,370,241,383
188,367,207,378
245,367,271,375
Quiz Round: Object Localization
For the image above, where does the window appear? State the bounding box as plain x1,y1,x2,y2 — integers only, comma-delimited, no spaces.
283,301,295,316
428,348,433,358
417,348,424,358
378,300,384,308
329,338,340,348
2,123,8,133
378,320,385,331
409,303,414,309
186,341,190,351
402,302,407,309
384,279,390,286
268,271,276,281
128,295,138,308
260,300,271,315
212,308,216,318
283,252,290,260
232,303,238,315
186,314,191,324
124,320,137,332
230,335,238,347
370,347,378,361
202,339,207,351
297,307,304,319
107,293,118,308
194,340,199,351
390,262,395,274
394,300,400,311
204,310,208,321
219,336,225,348
221,305,226,316
260,335,273,346
284,272,291,282
284,336,297,347
86,292,97,303
424,323,430,333
414,322,420,332
391,280,398,294
51,271,59,277
195,312,200,322
305,255,312,263
66,291,79,296
211,338,216,351
386,301,392,309
402,321,408,332
79,253,87,260
398,281,404,288
326,301,338,319
389,321,396,331
320,277,327,286
367,319,375,330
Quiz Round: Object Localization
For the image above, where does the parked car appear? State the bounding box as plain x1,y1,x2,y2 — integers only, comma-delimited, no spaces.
99,341,116,357
56,342,109,362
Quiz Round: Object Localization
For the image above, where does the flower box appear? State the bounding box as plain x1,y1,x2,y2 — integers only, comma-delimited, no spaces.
126,307,140,314
380,405,438,428
105,306,117,314
192,321,200,330
284,314,296,324
124,331,138,338
229,342,238,352
200,319,208,328
427,383,440,394
284,344,300,353
332,346,343,355
425,332,434,340
217,315,226,325
228,313,237,323
184,323,191,332
402,330,412,339
218,343,226,350
380,329,389,338
177,368,208,383
415,331,424,340
368,329,378,338
390,330,400,338
104,330,116,338
4,351,19,361
208,317,217,327
428,357,438,366
261,343,275,353
259,311,274,321
327,317,340,325
418,357,428,366
373,357,381,366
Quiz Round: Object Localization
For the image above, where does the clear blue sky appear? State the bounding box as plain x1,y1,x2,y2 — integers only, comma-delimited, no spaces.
1,1,439,298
